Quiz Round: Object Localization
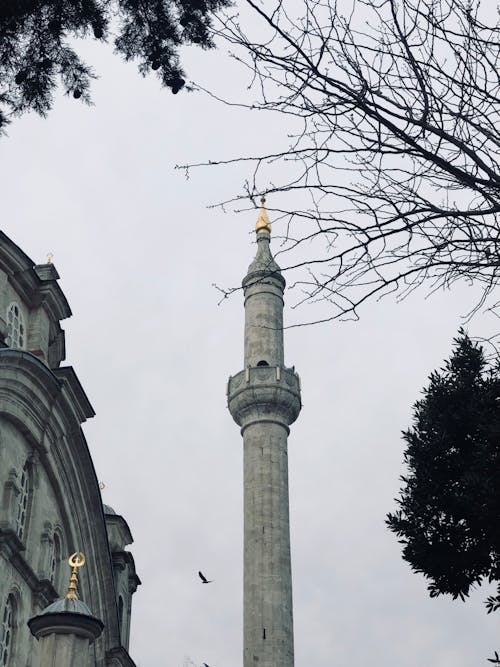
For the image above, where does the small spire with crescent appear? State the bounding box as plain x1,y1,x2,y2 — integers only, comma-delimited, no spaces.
255,195,271,234
65,552,86,600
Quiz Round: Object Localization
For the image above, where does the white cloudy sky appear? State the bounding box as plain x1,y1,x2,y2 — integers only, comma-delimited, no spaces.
1,4,499,666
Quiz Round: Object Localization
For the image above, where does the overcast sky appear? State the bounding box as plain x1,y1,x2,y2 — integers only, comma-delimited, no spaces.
1,6,499,666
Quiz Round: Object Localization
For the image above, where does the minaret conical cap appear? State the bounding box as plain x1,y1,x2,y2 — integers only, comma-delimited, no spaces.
245,194,283,283
256,195,271,234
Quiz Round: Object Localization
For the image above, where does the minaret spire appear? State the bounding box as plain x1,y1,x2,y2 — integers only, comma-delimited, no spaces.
228,198,301,667
255,195,271,234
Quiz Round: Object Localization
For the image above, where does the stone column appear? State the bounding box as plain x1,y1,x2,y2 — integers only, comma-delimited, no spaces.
28,598,103,667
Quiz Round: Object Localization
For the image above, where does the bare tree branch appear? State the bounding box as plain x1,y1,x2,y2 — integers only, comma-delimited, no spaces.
187,0,500,322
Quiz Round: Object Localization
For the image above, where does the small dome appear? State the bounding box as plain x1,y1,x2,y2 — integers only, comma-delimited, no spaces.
102,503,116,515
29,596,104,641
41,597,93,617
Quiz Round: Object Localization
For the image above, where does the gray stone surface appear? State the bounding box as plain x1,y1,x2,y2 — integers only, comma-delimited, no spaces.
36,632,97,667
228,228,301,667
243,233,286,368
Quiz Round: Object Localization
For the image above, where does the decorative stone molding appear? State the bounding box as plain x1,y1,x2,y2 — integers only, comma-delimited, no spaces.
228,365,301,432
37,523,53,580
28,449,40,485
29,611,103,641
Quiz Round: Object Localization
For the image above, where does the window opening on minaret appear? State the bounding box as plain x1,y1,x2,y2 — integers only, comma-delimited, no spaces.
257,360,269,366
6,303,25,349
263,628,266,639
0,594,15,665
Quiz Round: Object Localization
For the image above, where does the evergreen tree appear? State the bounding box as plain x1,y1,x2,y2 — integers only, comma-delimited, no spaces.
0,0,229,130
387,331,500,616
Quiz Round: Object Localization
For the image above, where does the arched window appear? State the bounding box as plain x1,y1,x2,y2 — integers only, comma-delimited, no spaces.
6,303,25,349
15,462,30,541
0,595,15,666
49,533,62,590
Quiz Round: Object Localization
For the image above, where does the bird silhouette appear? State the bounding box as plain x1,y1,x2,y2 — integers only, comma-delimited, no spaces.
198,571,213,584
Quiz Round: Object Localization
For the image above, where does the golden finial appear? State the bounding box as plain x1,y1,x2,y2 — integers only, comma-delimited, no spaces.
255,194,271,234
47,252,54,264
65,551,86,600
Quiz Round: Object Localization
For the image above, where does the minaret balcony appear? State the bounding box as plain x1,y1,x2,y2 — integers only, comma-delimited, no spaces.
227,365,301,430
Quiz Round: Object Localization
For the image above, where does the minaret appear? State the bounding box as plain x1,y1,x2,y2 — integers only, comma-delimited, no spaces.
228,197,302,667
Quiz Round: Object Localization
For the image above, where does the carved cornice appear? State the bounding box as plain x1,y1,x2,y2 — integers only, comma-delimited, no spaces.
53,366,95,421
29,611,104,641
0,233,71,321
0,349,94,428
228,365,302,431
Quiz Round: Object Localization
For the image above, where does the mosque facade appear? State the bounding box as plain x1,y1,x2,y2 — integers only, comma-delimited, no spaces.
0,231,140,666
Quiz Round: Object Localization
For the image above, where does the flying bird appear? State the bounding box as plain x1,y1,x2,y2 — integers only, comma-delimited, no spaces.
198,571,213,584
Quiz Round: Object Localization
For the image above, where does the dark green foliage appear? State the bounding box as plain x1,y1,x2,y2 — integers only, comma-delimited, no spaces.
387,330,500,614
0,0,228,130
